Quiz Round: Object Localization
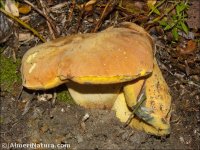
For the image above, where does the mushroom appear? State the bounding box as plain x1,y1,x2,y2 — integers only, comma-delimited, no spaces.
21,22,171,136
113,59,172,135
21,22,153,109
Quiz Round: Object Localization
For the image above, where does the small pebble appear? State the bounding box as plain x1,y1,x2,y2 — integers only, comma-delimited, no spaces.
61,108,65,112
76,135,83,143
179,136,185,143
82,113,90,122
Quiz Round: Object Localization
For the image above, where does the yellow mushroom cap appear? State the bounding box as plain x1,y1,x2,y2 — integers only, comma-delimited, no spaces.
21,22,154,90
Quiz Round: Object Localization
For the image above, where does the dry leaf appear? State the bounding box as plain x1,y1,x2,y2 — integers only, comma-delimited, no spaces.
177,40,197,54
80,0,97,12
18,4,32,14
147,0,157,8
5,0,19,17
19,33,34,42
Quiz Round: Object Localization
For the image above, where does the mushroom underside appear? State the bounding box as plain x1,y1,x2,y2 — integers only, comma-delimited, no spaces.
68,60,172,136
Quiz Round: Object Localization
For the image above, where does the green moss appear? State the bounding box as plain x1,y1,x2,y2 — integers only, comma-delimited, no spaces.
0,117,3,124
0,54,21,92
57,89,74,104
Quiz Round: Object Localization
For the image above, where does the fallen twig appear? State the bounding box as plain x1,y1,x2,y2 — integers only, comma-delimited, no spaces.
17,86,24,101
0,8,45,42
92,0,117,32
22,92,35,116
65,0,75,29
24,0,58,39
50,2,68,11
39,0,57,39
75,4,85,33
123,80,146,127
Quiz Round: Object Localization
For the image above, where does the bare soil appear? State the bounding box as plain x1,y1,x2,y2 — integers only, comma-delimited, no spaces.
0,0,200,149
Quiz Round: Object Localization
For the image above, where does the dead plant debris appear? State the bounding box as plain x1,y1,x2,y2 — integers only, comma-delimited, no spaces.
0,0,199,149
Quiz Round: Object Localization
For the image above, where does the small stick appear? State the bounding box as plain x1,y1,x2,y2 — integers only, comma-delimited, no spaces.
17,86,24,101
64,0,75,30
22,92,35,116
123,80,146,127
0,8,45,42
92,0,117,32
50,2,68,11
51,91,57,107
24,0,58,38
24,0,44,17
75,5,85,33
39,0,57,39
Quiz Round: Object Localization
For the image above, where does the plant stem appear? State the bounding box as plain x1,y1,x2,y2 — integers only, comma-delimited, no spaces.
0,8,46,42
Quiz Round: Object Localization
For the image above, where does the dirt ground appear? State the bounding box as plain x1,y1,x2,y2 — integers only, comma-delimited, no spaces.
0,90,198,149
0,0,200,149
1,65,199,149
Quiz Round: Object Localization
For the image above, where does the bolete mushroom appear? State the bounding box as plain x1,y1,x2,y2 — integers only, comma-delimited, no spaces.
113,59,171,135
21,22,171,136
21,22,153,109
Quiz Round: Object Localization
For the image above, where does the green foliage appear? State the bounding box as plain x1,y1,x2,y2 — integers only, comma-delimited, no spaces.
0,0,4,8
57,90,74,104
0,54,21,91
148,0,166,16
150,0,189,41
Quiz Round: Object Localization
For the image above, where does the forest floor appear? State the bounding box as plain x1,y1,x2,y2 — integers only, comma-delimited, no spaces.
0,0,199,149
